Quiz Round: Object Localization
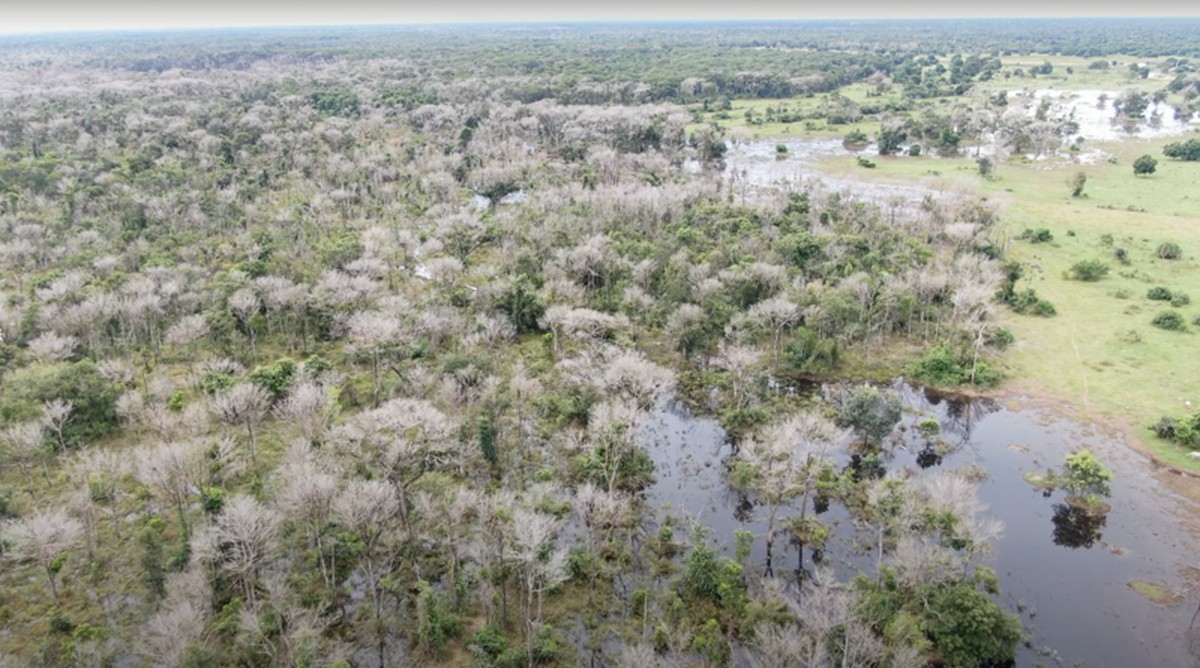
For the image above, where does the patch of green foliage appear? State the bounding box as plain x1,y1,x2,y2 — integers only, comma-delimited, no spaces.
1068,259,1110,281
909,345,1000,387
1151,311,1186,331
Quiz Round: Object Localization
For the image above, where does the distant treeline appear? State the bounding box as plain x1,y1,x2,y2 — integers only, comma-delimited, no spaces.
1,19,1198,106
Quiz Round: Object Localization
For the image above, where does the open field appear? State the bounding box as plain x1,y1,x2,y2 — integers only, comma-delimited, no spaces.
811,132,1200,469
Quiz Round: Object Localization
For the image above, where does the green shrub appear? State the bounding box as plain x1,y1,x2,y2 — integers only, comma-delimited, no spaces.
1147,286,1173,301
1019,228,1054,243
1157,242,1183,260
1163,138,1200,161
988,328,1015,349
470,624,508,660
910,345,968,385
0,360,121,446
248,358,296,400
1009,289,1057,317
1068,260,1110,281
910,346,1000,388
1171,293,1191,307
1031,299,1058,317
1133,154,1158,176
1151,311,1186,331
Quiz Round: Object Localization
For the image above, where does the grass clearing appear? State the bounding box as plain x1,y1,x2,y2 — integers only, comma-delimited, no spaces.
809,132,1200,471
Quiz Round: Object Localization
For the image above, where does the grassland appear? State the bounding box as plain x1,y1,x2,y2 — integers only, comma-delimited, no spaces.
812,138,1200,473
694,54,1200,471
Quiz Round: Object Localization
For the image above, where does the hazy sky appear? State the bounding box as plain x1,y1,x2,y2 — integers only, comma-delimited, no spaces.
1,0,1197,34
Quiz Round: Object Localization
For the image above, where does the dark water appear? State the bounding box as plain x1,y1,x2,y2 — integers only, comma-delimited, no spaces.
641,380,1200,667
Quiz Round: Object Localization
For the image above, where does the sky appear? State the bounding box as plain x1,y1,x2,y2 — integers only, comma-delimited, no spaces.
1,0,1197,34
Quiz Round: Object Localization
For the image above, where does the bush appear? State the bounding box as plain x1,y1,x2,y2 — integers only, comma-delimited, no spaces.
1147,286,1173,301
1068,260,1110,281
1133,154,1158,176
988,328,1015,349
1163,138,1200,161
910,346,999,387
1009,289,1056,317
1157,241,1183,259
1031,300,1058,317
0,360,121,446
470,624,509,660
1151,311,1186,331
1154,413,1200,447
1019,228,1054,243
1171,293,1191,307
910,345,968,385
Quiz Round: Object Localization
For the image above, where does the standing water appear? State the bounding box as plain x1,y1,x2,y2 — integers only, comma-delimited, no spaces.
642,380,1200,667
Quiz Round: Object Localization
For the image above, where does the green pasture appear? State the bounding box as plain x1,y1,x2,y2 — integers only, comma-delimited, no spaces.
813,133,1200,469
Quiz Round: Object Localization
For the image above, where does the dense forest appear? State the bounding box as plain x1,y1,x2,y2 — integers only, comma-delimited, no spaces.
0,18,1197,668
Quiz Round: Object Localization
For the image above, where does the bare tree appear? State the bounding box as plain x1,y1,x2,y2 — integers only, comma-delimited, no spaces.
346,309,403,408
714,343,762,409
587,398,645,494
238,573,349,668
574,483,632,602
329,398,457,529
736,412,845,575
333,479,399,667
3,509,84,603
41,399,73,452
211,383,271,464
506,507,569,668
601,348,676,410
229,288,261,360
191,494,280,605
135,439,208,538
275,444,340,588
731,297,799,364
2,421,49,484
26,331,78,362
273,380,337,445
140,566,212,667
164,314,209,350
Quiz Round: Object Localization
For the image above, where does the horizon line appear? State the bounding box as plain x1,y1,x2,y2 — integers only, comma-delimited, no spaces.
3,14,1200,38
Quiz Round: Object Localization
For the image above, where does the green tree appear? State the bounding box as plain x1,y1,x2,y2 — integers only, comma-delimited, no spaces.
1069,171,1087,197
0,361,121,446
924,583,1022,668
836,385,902,447
1059,450,1113,499
1163,138,1200,161
1133,154,1158,176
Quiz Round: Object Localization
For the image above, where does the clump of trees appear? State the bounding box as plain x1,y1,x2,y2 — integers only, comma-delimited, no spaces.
1163,138,1200,161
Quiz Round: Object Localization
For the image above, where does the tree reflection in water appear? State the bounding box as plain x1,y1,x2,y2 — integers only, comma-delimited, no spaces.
1051,502,1107,549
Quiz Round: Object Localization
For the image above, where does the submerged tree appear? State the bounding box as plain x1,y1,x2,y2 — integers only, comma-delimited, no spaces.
836,384,902,448
733,411,845,576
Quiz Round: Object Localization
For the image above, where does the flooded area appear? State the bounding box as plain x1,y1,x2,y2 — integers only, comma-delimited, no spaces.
703,87,1200,199
1007,88,1200,143
701,137,942,204
642,380,1200,667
